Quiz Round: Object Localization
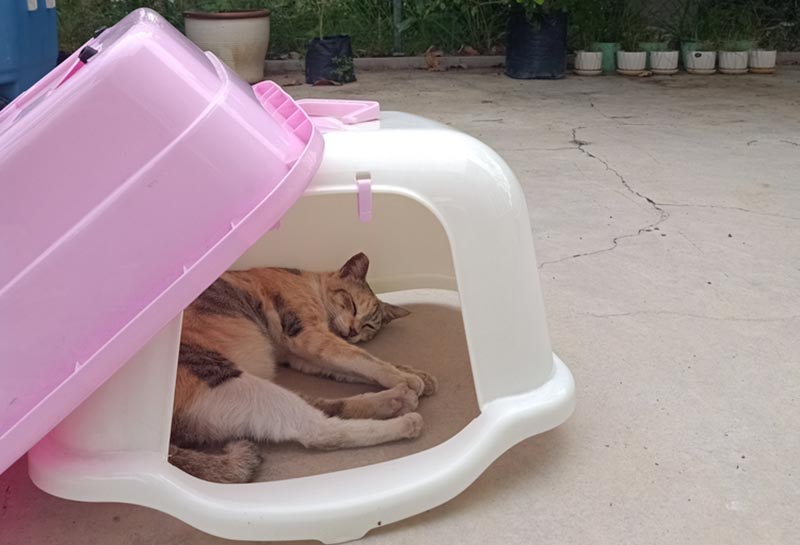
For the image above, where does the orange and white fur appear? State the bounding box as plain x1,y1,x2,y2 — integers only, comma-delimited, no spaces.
169,253,437,483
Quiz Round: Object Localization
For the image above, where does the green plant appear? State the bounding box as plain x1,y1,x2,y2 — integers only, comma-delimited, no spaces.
639,25,670,45
755,0,800,50
331,55,355,80
508,0,577,17
568,1,602,49
618,2,647,51
57,0,186,51
569,0,623,50
690,0,760,50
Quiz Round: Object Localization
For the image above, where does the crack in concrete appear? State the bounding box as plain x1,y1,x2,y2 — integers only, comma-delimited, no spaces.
780,139,799,147
657,202,800,222
589,101,614,120
586,310,800,323
677,231,705,255
538,128,669,269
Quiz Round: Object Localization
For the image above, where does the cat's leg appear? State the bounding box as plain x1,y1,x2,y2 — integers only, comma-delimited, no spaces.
180,373,423,449
308,384,418,420
284,355,372,385
286,328,434,395
286,354,438,396
168,441,262,483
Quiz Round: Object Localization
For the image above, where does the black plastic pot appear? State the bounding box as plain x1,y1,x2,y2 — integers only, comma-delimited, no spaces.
305,35,356,85
505,8,567,80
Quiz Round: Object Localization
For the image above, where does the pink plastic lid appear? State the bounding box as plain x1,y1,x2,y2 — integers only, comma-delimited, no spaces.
0,9,324,473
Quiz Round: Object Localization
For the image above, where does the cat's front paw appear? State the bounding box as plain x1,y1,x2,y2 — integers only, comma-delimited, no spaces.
397,365,438,396
398,372,426,396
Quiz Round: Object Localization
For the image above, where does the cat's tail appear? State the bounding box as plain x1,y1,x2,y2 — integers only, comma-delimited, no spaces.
168,440,263,483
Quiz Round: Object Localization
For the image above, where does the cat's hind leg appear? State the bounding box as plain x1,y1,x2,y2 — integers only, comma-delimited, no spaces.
179,372,423,449
168,440,262,483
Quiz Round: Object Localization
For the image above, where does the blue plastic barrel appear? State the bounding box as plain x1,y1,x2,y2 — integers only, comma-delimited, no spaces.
0,0,58,102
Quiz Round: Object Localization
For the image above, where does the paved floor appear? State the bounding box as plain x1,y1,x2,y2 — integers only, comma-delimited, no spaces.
2,69,799,544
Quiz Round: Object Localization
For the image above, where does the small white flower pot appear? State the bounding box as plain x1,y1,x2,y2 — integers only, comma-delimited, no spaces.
686,50,716,75
184,10,271,84
718,51,749,74
650,51,679,74
749,49,777,74
574,51,603,75
616,51,647,75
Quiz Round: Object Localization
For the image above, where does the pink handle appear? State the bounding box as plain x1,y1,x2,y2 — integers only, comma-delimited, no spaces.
296,99,380,124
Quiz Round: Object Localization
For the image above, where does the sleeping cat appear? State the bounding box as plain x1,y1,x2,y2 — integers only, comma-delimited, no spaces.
169,253,438,483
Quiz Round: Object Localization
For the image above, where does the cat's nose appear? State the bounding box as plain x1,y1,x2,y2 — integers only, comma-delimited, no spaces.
348,327,358,337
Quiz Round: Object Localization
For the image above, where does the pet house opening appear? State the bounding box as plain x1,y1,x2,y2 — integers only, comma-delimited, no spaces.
169,192,480,483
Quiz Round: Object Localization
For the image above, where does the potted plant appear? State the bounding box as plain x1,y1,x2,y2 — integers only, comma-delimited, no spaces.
717,7,758,74
673,0,719,72
305,0,356,85
184,0,271,84
749,26,778,74
685,41,717,74
504,0,574,80
681,3,718,74
587,0,623,74
570,3,602,75
616,4,647,75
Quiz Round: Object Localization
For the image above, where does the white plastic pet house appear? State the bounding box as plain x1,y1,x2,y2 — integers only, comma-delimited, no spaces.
0,9,574,543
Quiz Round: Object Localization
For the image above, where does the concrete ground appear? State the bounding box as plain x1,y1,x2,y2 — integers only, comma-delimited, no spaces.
2,68,799,544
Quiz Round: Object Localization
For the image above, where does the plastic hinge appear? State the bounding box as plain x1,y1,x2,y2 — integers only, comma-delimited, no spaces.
356,173,372,222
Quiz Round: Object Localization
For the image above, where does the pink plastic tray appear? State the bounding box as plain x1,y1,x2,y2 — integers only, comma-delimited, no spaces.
0,9,324,474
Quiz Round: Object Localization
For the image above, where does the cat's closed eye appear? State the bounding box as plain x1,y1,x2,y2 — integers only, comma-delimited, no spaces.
335,290,356,315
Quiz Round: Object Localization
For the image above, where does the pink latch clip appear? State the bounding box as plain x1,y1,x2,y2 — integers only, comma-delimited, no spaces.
296,99,379,124
296,99,380,133
356,173,372,222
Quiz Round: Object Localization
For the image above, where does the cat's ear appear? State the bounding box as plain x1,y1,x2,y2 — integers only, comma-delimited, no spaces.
339,252,369,281
382,302,411,324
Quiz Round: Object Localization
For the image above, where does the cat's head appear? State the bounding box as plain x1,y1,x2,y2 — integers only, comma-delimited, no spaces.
325,253,410,343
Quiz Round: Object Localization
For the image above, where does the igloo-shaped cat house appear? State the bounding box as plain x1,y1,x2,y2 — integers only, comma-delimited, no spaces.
0,9,574,543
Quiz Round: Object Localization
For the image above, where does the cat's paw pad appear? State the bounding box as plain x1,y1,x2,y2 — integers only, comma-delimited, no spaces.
381,384,419,418
400,412,424,439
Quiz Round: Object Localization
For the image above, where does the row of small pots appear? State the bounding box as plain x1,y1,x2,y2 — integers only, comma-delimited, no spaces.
575,49,778,76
